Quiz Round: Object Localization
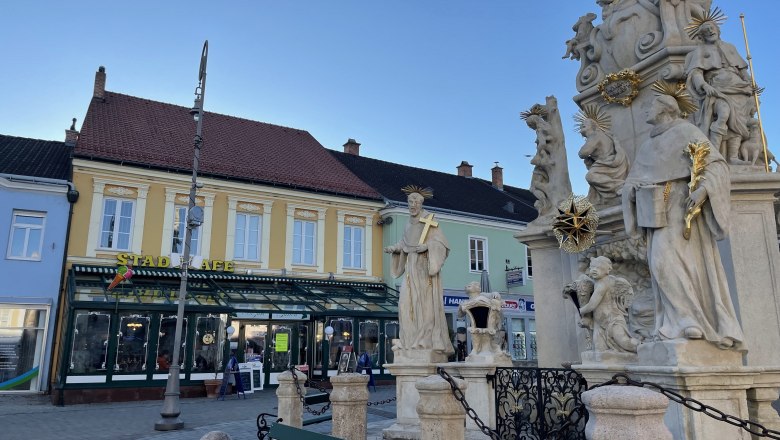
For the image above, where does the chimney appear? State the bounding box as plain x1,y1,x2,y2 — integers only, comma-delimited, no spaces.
64,118,79,146
94,66,106,99
491,162,504,191
457,161,473,177
343,138,361,156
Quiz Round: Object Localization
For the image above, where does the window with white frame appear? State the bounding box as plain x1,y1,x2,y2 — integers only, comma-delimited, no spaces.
8,211,46,260
343,225,364,269
526,248,533,278
293,219,316,265
172,205,201,255
234,213,261,261
469,236,487,272
100,199,134,250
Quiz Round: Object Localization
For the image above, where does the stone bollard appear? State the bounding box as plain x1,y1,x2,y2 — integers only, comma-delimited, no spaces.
330,373,370,440
416,374,467,440
276,369,307,428
582,385,672,440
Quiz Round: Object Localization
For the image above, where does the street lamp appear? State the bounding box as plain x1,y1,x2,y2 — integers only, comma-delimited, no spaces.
155,40,209,431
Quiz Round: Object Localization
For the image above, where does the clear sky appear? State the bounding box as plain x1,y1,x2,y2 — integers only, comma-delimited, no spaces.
1,1,777,194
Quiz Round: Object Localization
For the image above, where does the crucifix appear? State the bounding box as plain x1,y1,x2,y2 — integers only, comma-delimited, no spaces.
418,213,439,245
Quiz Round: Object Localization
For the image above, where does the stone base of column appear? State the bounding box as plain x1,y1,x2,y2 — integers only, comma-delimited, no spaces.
275,369,307,428
330,373,369,440
439,361,510,439
583,385,672,440
416,375,467,440
382,363,440,440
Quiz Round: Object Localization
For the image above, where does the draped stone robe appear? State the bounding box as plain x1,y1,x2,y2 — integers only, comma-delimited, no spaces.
389,210,454,356
622,119,745,348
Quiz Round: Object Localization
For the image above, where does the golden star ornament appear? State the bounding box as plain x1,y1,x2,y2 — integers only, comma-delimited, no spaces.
552,195,599,253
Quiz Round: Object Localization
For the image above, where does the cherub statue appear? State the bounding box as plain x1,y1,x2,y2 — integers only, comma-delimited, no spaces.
562,12,597,61
565,256,639,353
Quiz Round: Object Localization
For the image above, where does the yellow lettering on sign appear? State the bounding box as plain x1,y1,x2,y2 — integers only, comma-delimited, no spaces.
142,255,154,267
117,253,128,265
132,254,142,266
200,259,212,271
158,256,170,268
115,254,234,272
212,260,223,271
224,261,234,273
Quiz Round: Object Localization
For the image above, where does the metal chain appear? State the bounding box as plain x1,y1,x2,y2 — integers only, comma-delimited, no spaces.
367,396,396,406
593,373,780,439
437,367,502,440
290,366,332,416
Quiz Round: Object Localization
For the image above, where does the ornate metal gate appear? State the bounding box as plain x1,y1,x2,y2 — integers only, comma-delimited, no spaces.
491,367,588,439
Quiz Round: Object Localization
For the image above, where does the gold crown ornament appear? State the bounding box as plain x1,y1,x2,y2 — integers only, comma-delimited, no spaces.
685,7,727,39
574,104,611,133
401,185,434,199
651,80,699,118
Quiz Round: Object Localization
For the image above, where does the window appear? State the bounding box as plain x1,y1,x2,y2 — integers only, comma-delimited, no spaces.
172,206,200,255
343,225,364,269
469,236,487,272
8,211,45,260
234,213,261,261
293,219,316,265
100,199,134,250
526,248,533,278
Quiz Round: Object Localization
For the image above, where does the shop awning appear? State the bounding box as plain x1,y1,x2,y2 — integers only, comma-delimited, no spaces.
68,265,399,316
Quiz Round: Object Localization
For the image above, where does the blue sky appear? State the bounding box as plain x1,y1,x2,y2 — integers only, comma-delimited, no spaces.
1,1,777,194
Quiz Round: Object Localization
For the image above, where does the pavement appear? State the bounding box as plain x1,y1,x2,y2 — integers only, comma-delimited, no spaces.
0,385,397,440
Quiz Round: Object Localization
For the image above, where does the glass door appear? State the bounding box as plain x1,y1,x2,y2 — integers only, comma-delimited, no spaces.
268,324,292,385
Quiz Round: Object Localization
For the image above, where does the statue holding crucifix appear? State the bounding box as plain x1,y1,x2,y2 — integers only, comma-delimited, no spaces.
384,185,454,362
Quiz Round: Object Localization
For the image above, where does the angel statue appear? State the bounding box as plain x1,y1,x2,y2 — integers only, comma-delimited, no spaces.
563,256,639,353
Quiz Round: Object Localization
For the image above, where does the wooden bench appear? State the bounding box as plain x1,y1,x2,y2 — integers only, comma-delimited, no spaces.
268,422,340,440
303,392,330,405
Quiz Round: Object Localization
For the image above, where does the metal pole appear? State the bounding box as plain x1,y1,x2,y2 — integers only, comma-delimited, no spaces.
740,13,770,172
155,40,208,431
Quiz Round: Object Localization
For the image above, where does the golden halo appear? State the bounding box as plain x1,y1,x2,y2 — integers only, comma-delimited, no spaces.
520,104,548,121
552,195,599,254
401,185,434,199
574,104,611,133
685,7,727,39
651,80,698,118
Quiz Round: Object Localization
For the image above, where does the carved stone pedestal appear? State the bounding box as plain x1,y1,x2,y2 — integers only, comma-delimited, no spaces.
637,340,744,367
382,363,440,440
439,362,511,439
576,363,780,440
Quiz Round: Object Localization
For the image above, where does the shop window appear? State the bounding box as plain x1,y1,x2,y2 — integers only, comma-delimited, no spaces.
270,324,292,371
193,315,224,373
99,198,134,250
327,318,352,369
468,236,487,272
343,225,364,269
526,248,533,278
172,205,201,255
114,313,150,373
156,315,187,370
0,307,47,391
358,319,378,367
511,318,527,361
69,312,111,374
244,323,267,363
7,211,46,260
384,321,399,365
293,220,316,265
234,213,261,261
529,319,537,359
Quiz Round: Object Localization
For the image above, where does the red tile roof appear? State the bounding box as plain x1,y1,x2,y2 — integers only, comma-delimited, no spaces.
75,92,381,199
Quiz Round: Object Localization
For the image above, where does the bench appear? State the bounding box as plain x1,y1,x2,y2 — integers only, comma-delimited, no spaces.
304,392,330,405
268,421,340,440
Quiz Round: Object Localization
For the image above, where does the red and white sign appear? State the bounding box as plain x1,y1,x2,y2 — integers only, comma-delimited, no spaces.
502,300,519,310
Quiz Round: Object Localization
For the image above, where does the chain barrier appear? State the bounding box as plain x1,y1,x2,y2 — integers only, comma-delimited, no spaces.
593,373,780,439
437,367,502,440
290,366,332,416
367,396,397,406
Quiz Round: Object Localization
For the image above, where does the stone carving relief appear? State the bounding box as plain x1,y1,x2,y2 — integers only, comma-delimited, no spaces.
345,216,365,225
237,203,261,212
562,12,597,61
523,96,572,225
565,256,640,354
295,209,317,219
457,282,512,364
105,186,135,197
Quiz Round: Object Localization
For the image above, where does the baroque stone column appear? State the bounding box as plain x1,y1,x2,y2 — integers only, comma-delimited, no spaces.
275,370,306,428
330,373,370,440
415,375,467,440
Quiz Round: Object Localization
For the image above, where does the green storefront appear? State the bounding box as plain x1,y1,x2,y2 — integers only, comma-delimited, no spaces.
54,264,399,404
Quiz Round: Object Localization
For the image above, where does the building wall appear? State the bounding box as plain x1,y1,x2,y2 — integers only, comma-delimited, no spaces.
0,177,71,392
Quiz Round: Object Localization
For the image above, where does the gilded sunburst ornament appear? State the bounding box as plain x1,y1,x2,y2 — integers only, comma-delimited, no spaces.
552,195,599,253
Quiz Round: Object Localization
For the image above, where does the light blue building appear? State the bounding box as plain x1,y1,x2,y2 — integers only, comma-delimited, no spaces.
0,133,77,392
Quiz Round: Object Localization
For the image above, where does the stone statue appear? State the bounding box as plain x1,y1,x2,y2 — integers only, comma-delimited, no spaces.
384,186,454,362
684,13,753,164
576,107,630,207
563,13,597,61
621,91,745,350
566,257,640,354
524,96,572,225
457,282,511,364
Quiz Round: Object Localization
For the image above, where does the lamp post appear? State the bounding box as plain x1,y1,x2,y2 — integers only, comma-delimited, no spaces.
155,40,209,431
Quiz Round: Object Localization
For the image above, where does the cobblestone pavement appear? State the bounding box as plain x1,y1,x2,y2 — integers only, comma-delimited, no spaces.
0,385,397,440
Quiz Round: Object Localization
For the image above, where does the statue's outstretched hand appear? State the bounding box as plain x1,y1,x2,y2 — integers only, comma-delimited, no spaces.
416,244,428,253
686,187,707,211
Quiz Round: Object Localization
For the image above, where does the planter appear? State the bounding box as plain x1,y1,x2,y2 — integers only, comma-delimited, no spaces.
204,379,222,398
